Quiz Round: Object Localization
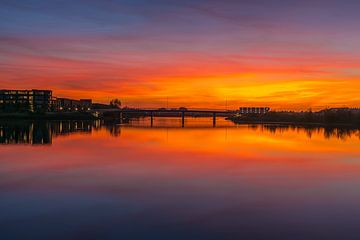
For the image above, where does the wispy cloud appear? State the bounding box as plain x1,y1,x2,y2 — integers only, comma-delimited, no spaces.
1,0,360,109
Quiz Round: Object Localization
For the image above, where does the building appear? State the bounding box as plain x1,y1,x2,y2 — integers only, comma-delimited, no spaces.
239,107,270,114
56,98,92,111
80,99,92,110
0,89,52,112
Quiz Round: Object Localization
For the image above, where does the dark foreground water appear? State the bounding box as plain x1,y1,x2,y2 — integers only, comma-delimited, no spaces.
1,118,360,240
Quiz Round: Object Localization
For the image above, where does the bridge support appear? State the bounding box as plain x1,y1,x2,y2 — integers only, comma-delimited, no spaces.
181,111,185,128
150,111,154,127
213,112,216,127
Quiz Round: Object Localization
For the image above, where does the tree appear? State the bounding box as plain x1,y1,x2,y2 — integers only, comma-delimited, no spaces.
110,98,121,109
305,108,314,122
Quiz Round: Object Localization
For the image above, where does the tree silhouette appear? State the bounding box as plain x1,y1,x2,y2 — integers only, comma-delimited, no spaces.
110,99,121,109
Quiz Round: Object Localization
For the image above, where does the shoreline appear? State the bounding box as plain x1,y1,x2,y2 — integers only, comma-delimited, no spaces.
227,110,360,128
228,119,360,128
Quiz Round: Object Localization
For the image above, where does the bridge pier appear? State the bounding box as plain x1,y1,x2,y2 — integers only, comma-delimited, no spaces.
150,111,154,127
99,109,235,127
213,112,216,127
181,111,185,128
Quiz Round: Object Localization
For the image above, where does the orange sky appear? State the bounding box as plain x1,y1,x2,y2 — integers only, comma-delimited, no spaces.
1,0,360,110
2,46,359,110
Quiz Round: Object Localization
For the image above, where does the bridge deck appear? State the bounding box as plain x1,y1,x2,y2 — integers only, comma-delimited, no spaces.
95,108,237,127
97,109,237,114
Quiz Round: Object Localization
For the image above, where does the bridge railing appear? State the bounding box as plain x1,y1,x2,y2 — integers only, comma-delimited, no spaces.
95,108,237,114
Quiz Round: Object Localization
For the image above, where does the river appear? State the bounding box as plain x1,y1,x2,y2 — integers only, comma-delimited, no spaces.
1,117,360,239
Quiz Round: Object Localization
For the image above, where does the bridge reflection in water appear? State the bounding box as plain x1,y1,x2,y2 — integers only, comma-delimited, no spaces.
0,119,359,145
101,108,237,127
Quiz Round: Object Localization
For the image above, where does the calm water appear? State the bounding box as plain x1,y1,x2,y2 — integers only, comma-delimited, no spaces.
1,118,360,240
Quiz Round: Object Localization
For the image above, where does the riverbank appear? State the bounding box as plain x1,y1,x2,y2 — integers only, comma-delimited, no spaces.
228,109,360,128
0,112,98,120
228,119,360,128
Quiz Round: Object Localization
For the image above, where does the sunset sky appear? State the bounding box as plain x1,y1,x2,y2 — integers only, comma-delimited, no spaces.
1,0,360,110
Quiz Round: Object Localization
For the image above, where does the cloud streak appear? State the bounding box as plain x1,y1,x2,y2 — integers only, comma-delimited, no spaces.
0,0,360,110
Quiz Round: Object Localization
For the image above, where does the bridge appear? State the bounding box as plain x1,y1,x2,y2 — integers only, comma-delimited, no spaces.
94,108,238,127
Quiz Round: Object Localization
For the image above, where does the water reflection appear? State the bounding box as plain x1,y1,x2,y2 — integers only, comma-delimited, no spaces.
254,124,360,141
0,120,99,145
0,118,359,145
1,118,360,240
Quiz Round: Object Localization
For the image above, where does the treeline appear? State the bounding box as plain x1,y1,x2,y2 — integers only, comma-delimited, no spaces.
230,108,360,126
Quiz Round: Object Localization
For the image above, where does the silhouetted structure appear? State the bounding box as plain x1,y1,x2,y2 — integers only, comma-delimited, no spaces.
98,108,237,127
230,108,360,126
55,98,92,111
239,107,270,114
0,89,52,112
0,89,94,113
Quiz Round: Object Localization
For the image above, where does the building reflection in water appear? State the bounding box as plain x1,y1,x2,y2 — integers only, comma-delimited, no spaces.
0,120,110,145
0,119,359,145
0,121,51,145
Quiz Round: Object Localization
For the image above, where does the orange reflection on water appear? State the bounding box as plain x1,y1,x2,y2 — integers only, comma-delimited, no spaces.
1,119,360,239
1,118,360,189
